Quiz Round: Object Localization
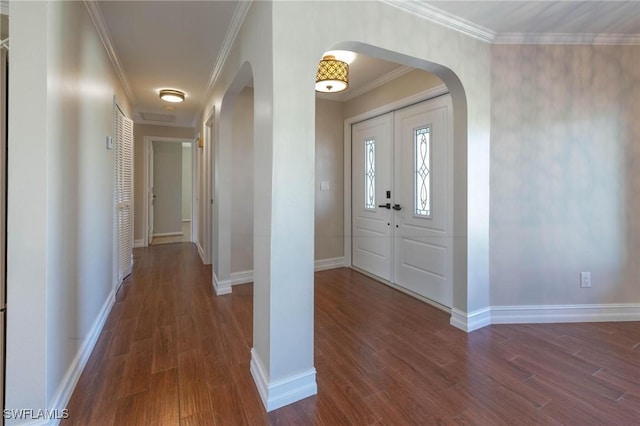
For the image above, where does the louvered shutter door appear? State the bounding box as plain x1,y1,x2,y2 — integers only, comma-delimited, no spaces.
116,108,134,283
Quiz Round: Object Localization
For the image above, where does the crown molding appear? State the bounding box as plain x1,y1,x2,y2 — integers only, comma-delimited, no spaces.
381,0,496,43
382,0,640,46
344,65,413,101
200,0,252,112
84,0,136,106
317,65,414,102
494,33,640,46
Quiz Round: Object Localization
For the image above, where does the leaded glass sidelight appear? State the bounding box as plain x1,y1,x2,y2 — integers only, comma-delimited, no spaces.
364,138,375,210
414,127,431,217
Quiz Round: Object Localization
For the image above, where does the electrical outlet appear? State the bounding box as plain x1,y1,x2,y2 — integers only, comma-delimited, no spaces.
580,272,591,288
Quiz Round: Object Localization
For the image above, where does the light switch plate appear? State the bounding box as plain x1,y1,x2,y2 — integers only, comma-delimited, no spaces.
320,180,330,191
106,136,114,150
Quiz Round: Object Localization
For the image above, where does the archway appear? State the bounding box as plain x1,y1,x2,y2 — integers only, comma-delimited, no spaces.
323,42,481,330
213,62,254,295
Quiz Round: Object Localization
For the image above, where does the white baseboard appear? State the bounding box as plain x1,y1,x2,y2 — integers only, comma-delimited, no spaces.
450,307,492,332
449,303,640,333
213,271,232,296
314,256,346,271
196,242,206,264
226,257,346,289
231,270,253,286
491,303,640,324
133,239,145,248
250,348,317,412
46,287,116,425
152,232,183,237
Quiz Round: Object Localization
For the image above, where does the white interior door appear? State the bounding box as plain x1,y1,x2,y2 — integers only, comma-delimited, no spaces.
116,107,134,285
351,96,453,308
394,96,452,308
351,113,393,281
148,142,154,245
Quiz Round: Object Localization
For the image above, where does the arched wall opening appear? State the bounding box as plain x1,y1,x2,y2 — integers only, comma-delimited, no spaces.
213,62,254,296
327,41,474,329
203,0,492,412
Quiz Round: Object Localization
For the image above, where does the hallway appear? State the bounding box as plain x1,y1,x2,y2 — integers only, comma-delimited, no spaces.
63,244,640,425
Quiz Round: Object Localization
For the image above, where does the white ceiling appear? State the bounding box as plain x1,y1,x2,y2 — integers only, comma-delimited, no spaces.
94,0,640,127
97,0,239,127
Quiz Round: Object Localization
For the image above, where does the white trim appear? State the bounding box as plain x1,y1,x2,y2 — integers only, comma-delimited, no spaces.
191,134,199,246
493,33,640,46
213,271,232,296
317,66,414,103
204,109,214,266
250,349,317,412
313,257,346,272
230,270,253,286
491,304,640,324
142,136,194,248
449,304,640,333
343,66,413,101
348,84,449,126
47,287,116,426
198,0,253,123
152,232,183,238
343,85,449,290
196,241,206,264
133,239,145,248
381,0,495,43
381,0,640,46
450,307,492,332
83,0,136,105
227,257,347,287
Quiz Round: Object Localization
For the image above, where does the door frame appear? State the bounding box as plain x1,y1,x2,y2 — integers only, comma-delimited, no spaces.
142,136,196,247
343,84,449,269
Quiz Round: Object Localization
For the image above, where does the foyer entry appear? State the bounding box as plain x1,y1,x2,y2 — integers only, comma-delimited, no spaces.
352,95,453,308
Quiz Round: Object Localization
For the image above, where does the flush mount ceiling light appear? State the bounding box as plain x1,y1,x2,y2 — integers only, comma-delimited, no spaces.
159,89,185,103
315,55,349,93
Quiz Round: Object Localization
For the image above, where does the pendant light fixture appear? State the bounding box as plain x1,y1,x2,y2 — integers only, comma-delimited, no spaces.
315,55,349,93
159,89,185,103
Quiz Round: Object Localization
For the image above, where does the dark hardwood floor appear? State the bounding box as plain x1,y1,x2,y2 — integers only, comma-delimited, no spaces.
63,243,640,425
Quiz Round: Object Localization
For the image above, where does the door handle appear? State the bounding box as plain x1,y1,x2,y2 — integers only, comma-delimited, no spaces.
392,204,402,211
378,203,391,209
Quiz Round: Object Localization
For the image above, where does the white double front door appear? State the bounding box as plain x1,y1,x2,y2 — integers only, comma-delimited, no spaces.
352,95,453,308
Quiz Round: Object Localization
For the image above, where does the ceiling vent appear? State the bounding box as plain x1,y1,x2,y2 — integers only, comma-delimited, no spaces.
139,112,176,123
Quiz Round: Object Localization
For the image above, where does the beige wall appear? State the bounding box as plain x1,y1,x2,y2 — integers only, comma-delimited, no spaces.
231,88,254,273
133,123,194,242
490,44,640,306
344,69,444,118
224,69,444,271
152,141,183,234
182,143,192,221
228,91,347,273
7,0,132,413
1,14,8,39
315,98,344,260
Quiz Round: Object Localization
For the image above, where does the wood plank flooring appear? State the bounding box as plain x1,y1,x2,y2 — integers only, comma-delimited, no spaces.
63,243,640,425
